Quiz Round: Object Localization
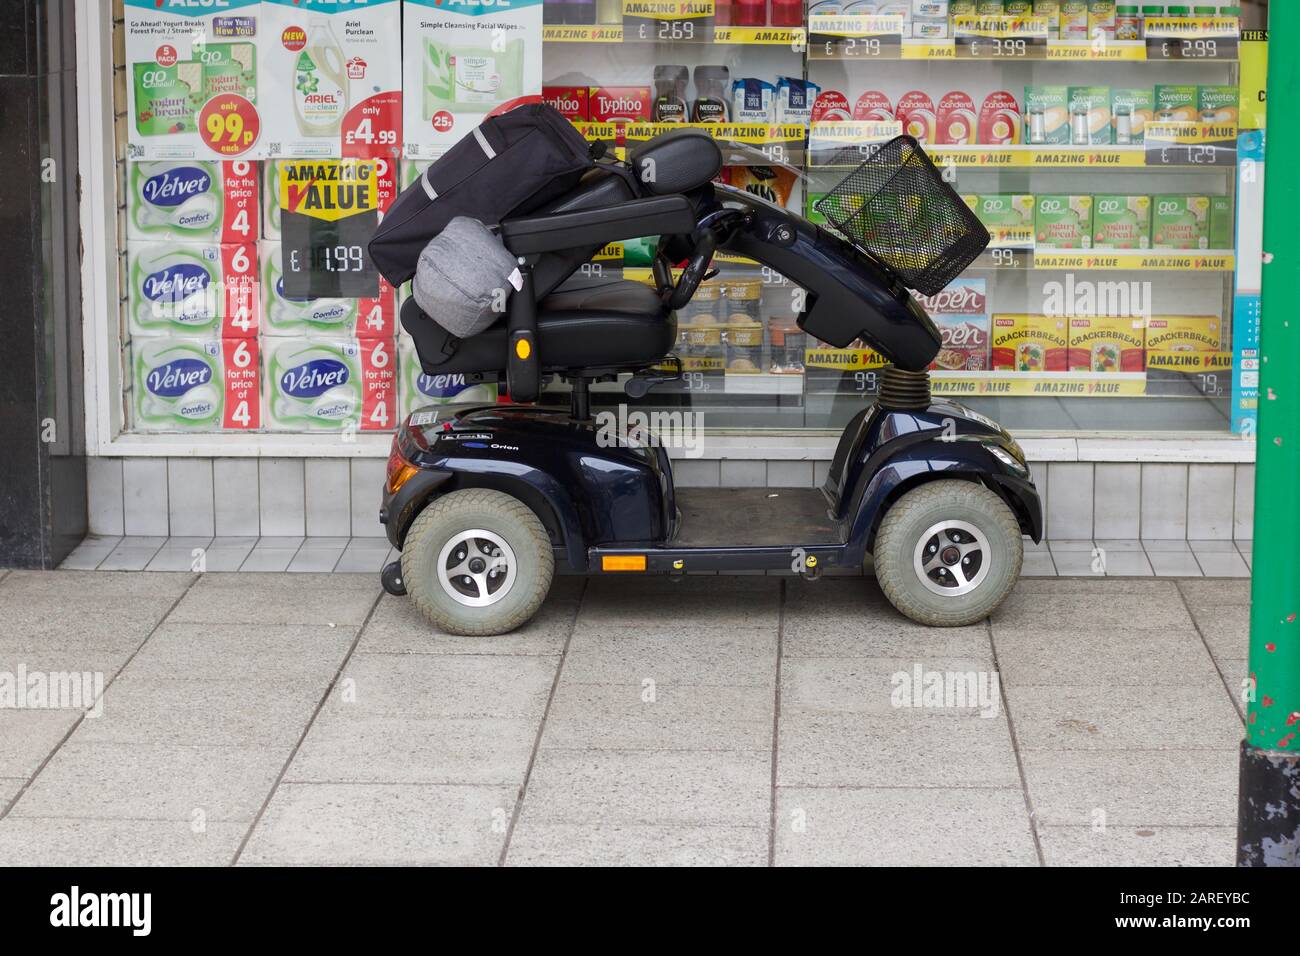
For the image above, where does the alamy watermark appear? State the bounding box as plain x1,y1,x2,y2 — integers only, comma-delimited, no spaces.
891,664,1001,719
595,405,706,458
0,665,104,718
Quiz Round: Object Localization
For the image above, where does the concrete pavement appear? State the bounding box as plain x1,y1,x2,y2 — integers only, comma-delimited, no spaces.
0,569,1248,865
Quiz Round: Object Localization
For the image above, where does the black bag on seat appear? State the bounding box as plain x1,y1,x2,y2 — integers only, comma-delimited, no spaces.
368,103,596,286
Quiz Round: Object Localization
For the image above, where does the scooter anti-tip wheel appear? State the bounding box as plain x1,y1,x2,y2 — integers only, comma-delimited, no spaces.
872,479,1023,627
381,560,407,596
401,488,554,637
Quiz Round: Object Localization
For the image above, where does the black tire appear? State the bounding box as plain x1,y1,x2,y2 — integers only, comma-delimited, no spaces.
401,489,554,636
872,480,1023,627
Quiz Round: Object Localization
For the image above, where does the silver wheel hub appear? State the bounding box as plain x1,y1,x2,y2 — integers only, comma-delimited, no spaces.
913,520,991,598
437,529,517,608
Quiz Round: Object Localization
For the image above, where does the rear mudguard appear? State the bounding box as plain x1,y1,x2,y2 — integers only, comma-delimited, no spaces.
380,404,674,571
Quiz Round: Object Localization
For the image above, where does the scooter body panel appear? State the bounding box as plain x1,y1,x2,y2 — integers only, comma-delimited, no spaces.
383,397,1041,576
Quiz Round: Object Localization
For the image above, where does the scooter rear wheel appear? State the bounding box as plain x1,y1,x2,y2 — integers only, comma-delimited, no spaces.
401,489,554,636
873,479,1023,627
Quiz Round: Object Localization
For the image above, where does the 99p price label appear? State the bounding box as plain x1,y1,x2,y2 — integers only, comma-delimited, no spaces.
199,93,261,157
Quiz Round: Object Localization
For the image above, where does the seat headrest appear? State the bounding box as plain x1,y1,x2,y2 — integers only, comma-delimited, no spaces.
628,129,723,197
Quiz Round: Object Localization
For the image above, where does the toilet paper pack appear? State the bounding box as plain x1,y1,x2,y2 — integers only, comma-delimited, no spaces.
263,336,397,431
260,0,403,159
128,160,260,243
398,335,497,418
132,336,262,431
127,241,260,338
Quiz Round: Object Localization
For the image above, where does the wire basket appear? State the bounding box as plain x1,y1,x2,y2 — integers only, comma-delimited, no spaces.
814,135,990,296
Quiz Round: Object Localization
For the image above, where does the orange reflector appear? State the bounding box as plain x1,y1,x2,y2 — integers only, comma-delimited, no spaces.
515,338,532,360
602,555,646,572
387,463,419,495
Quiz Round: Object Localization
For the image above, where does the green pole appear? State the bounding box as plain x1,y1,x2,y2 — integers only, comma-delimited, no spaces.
1237,1,1300,867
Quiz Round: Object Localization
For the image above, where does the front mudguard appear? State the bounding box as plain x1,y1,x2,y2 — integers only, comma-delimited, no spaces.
846,437,1043,558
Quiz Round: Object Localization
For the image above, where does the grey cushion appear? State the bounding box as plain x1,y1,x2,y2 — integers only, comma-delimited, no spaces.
412,217,521,339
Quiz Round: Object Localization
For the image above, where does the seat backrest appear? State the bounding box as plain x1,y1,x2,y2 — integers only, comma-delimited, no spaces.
628,129,723,197
529,166,635,300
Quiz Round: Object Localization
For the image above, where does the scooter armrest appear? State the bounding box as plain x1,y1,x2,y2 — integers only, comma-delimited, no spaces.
500,196,697,255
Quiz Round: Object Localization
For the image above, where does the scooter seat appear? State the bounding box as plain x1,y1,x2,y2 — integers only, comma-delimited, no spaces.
402,277,676,377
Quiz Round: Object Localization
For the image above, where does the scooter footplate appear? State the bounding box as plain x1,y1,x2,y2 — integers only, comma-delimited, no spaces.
672,488,840,548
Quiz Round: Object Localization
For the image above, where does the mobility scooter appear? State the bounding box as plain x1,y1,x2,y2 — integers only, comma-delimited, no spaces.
373,118,1042,635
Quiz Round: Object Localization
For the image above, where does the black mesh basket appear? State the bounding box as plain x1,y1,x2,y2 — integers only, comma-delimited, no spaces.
814,135,990,296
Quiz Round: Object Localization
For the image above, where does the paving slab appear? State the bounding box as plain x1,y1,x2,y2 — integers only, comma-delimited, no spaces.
10,743,286,822
286,712,539,786
324,653,558,720
1003,684,1242,751
778,712,1020,788
540,682,774,751
519,749,771,827
991,627,1220,686
505,822,767,866
781,657,1000,717
562,626,777,687
1177,578,1251,608
72,678,323,748
579,578,781,629
1020,748,1238,827
0,817,246,866
781,618,991,660
1037,825,1235,866
1186,604,1250,661
0,571,193,651
239,783,516,866
993,583,1193,630
357,585,580,656
168,573,380,627
0,710,82,778
124,623,356,683
0,778,24,808
774,787,1037,867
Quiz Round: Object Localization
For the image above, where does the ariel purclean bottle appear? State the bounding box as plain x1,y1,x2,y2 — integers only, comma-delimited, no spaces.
294,19,348,140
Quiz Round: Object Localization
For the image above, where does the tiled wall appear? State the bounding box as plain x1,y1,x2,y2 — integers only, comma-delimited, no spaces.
87,456,1256,542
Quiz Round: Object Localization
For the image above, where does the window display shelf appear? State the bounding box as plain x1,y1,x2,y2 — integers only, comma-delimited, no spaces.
967,249,1236,271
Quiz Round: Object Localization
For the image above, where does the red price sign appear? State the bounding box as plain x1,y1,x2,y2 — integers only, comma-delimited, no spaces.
199,93,260,157
342,92,402,158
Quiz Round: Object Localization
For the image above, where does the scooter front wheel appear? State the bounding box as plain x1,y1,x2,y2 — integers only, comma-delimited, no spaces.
872,479,1023,627
401,489,554,636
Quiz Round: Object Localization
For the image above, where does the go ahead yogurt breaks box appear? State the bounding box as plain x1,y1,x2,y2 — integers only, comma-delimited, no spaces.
262,336,398,432
129,160,260,243
132,336,261,432
127,241,260,338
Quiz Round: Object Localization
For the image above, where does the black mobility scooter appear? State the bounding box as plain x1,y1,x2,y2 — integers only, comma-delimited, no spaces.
373,117,1042,635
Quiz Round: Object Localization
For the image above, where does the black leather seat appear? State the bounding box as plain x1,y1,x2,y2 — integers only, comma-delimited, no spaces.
400,129,721,380
402,276,676,376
